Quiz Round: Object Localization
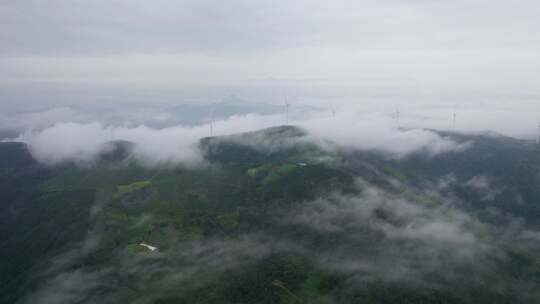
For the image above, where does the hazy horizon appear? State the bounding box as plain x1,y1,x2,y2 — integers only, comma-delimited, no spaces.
2,0,540,164
2,1,540,127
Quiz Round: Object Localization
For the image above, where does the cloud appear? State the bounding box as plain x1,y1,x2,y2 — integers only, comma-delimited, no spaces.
465,175,501,201
17,122,115,165
465,175,491,189
300,111,470,157
289,185,481,248
13,113,282,166
21,232,284,304
282,181,497,290
12,110,469,166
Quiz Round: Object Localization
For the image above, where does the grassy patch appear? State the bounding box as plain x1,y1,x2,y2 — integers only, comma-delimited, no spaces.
115,180,151,198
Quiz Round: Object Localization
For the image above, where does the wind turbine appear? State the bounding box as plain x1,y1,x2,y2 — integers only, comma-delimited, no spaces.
209,108,215,137
285,98,290,125
395,108,400,126
452,106,457,130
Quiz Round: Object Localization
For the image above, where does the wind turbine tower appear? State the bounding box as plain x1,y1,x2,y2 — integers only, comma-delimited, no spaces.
285,98,290,125
209,109,215,137
452,109,457,130
395,109,400,126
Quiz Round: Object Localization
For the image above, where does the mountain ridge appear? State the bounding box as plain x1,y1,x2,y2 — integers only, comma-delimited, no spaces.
1,126,540,303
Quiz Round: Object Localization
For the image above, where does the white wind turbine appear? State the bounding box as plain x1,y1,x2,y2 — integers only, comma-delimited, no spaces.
452,106,457,130
209,108,215,137
285,97,290,125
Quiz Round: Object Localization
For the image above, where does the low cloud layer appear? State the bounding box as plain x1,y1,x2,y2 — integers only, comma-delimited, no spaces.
15,114,277,166
301,111,470,157
11,110,470,166
285,183,491,283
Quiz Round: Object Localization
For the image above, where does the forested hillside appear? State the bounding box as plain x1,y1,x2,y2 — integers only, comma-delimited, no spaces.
1,127,539,304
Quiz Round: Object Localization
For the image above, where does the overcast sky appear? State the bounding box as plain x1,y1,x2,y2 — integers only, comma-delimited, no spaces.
1,0,540,134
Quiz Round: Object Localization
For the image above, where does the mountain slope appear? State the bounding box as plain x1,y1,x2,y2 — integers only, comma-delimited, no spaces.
1,127,540,304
